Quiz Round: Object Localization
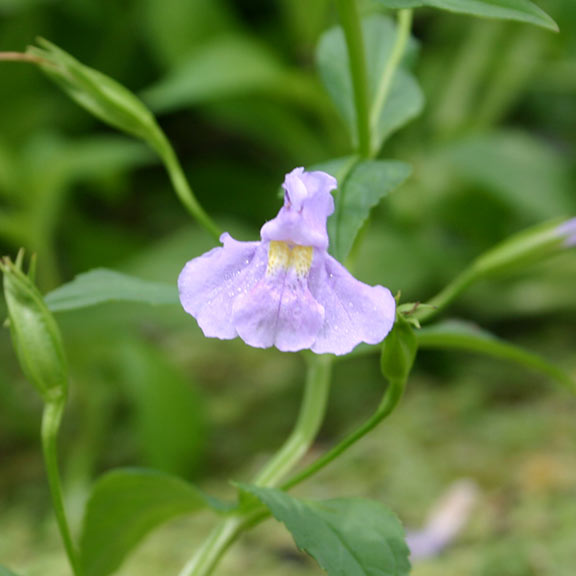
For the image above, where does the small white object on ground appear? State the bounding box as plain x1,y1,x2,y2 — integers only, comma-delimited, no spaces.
406,479,479,560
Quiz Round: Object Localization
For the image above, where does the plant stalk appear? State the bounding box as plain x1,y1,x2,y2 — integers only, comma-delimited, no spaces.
283,374,406,490
369,9,413,156
415,268,477,324
151,130,221,240
335,0,371,158
42,399,82,576
252,354,332,486
178,355,333,576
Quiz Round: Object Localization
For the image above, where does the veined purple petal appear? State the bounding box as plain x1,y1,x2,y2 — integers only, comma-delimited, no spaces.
178,233,266,339
309,254,396,355
260,167,337,250
233,258,324,352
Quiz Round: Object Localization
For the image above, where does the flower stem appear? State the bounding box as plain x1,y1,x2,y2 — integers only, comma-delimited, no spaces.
151,129,221,241
177,515,244,576
335,0,371,158
282,374,406,490
369,9,413,157
0,51,49,64
414,268,477,324
252,354,332,486
178,355,333,576
42,399,82,576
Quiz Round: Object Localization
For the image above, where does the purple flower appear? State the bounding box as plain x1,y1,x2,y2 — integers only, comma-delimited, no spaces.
557,218,576,247
178,168,396,355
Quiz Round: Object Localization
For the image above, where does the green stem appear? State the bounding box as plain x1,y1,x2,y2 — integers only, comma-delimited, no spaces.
414,268,477,324
179,355,333,576
0,51,48,64
42,399,82,576
150,129,221,240
183,369,407,572
335,0,371,158
177,515,245,576
369,9,412,157
282,375,406,490
252,354,332,486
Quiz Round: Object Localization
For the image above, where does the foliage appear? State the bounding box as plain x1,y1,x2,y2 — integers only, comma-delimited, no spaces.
0,0,574,575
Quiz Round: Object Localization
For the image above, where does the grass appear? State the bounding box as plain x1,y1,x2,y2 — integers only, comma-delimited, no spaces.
1,360,575,575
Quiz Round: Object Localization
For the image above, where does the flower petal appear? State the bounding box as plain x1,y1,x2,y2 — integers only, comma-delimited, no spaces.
310,254,396,355
178,233,266,339
260,167,337,250
233,268,324,352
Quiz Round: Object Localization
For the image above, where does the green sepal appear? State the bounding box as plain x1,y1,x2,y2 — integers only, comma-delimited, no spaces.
380,313,418,386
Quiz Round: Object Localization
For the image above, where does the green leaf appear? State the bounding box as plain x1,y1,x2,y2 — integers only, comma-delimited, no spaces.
53,136,154,183
443,131,571,220
324,159,412,262
377,1,422,7
375,0,558,31
44,269,178,312
240,485,411,576
317,15,424,153
142,35,287,114
81,469,224,576
417,320,576,394
118,339,205,476
0,565,21,576
141,0,237,67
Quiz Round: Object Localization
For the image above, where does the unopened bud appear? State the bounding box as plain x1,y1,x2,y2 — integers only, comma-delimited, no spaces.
27,39,161,146
1,253,68,402
473,217,576,278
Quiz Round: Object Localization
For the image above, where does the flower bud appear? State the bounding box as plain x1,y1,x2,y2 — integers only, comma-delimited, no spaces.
472,217,576,278
1,254,68,402
27,39,161,147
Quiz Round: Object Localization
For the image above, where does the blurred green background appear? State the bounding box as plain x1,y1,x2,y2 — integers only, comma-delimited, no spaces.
1,0,575,574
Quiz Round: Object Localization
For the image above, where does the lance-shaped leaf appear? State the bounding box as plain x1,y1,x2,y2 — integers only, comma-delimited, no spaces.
375,0,558,31
45,269,178,312
142,35,287,114
81,469,229,576
417,320,575,394
240,485,411,576
317,15,424,154
318,158,411,262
